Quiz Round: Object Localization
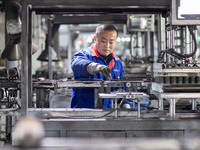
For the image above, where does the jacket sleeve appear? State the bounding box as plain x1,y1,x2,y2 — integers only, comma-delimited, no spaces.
121,68,125,77
120,60,125,78
71,49,92,78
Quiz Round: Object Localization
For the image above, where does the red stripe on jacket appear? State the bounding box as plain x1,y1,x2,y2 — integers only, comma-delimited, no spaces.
91,44,100,57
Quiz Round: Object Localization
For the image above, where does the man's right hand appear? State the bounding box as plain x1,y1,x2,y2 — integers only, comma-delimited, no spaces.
87,62,112,80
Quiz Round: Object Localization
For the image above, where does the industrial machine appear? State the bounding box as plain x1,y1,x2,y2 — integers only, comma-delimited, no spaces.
151,0,200,119
1,0,200,149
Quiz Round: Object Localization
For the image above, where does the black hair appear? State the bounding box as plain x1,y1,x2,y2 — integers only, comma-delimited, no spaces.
95,24,118,37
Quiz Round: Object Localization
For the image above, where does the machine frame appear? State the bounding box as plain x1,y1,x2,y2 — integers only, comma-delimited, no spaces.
6,0,200,139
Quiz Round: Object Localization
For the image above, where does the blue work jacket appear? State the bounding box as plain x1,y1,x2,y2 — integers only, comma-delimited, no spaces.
70,44,125,108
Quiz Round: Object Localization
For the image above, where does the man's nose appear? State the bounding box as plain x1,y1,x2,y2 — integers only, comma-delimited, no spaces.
105,41,110,47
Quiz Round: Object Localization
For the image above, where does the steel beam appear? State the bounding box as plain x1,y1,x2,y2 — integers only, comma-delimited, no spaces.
23,0,170,7
22,0,170,14
53,15,127,24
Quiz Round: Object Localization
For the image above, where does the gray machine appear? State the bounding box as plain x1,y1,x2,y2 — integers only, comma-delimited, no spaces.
1,0,200,148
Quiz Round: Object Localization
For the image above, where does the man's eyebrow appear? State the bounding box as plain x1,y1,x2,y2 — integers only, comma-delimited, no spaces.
101,37,107,40
102,37,115,41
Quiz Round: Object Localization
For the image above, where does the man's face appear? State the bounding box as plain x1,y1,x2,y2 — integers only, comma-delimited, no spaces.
94,29,117,56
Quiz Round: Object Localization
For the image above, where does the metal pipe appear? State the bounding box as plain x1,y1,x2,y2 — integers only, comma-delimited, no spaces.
130,34,134,56
67,26,73,75
28,5,32,109
114,99,117,118
157,14,161,54
132,100,135,110
137,99,141,118
21,3,32,116
94,88,99,108
158,96,164,110
48,18,53,80
111,99,113,109
147,31,151,57
180,27,184,54
192,98,196,110
170,98,176,120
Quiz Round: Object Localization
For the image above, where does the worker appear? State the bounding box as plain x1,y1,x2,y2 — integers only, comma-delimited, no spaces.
70,24,126,108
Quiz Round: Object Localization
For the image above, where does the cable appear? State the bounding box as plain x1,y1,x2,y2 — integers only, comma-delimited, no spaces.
157,26,197,62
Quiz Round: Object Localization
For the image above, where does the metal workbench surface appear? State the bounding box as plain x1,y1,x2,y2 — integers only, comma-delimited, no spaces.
1,137,196,150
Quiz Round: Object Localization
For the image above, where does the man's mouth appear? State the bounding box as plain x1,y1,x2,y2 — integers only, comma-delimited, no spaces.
103,49,109,52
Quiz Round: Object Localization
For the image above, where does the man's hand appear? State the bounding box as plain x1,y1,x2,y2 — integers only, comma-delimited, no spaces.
87,62,112,80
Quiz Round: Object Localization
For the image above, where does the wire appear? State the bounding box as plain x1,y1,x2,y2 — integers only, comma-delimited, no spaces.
157,26,197,62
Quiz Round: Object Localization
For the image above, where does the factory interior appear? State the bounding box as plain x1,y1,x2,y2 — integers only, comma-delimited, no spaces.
1,0,200,149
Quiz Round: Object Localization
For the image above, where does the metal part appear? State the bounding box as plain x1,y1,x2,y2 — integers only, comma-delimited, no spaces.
192,98,197,110
20,0,170,117
0,69,7,77
54,14,127,24
152,63,200,93
153,63,200,75
39,118,200,138
99,92,149,99
28,108,138,119
3,1,21,61
161,93,200,119
37,41,60,62
127,14,155,32
171,0,200,25
99,92,149,118
4,0,199,144
24,0,170,14
0,137,185,150
2,43,21,61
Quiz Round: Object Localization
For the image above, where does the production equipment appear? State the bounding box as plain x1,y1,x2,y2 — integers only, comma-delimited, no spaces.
2,1,200,148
